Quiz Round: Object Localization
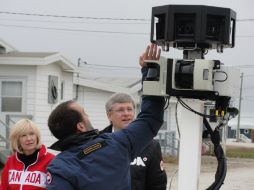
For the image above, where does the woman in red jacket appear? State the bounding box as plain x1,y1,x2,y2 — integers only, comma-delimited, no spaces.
0,119,55,190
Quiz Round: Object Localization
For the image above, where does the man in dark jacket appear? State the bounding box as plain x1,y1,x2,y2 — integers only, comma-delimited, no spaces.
100,92,167,190
46,43,165,190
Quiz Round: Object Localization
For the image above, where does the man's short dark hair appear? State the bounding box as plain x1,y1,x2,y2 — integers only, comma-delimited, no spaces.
48,100,83,140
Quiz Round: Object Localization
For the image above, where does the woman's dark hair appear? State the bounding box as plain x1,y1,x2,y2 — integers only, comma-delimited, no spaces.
48,100,83,140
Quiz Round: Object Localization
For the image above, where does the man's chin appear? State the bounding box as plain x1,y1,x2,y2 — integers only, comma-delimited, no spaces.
122,123,130,129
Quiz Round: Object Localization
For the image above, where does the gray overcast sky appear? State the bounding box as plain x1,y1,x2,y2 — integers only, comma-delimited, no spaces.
0,0,253,119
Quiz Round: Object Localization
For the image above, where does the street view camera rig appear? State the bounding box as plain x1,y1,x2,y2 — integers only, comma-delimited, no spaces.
143,4,239,118
143,5,237,100
143,5,239,190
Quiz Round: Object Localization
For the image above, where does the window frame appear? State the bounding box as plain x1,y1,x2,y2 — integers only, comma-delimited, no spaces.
0,77,26,114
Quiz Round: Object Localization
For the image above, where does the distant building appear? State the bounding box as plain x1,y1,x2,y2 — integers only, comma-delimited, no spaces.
228,118,254,140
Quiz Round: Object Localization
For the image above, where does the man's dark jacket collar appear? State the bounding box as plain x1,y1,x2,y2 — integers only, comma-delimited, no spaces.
49,129,99,151
99,124,113,134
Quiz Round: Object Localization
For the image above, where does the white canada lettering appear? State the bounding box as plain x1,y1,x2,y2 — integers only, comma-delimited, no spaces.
9,171,22,182
130,157,146,167
25,173,41,184
8,170,46,187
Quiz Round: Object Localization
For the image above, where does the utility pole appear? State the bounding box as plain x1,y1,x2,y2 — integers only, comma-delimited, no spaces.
236,72,243,141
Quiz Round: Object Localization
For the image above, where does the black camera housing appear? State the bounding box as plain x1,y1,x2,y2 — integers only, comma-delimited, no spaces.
151,5,236,50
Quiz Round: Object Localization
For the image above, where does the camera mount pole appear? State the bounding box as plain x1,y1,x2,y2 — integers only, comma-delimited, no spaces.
178,99,204,190
178,49,205,190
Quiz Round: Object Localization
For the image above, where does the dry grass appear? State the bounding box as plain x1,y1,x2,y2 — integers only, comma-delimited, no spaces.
226,145,254,159
163,144,254,164
163,155,178,164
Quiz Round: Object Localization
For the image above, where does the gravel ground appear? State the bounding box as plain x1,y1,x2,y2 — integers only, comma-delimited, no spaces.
165,155,254,190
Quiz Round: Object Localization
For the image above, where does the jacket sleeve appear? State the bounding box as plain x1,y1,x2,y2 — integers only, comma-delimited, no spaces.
46,172,74,190
146,141,167,190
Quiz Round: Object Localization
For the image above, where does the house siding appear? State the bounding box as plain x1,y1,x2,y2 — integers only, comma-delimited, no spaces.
33,64,73,146
76,86,112,131
62,71,73,100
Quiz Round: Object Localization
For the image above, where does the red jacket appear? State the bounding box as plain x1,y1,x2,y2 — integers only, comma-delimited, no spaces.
0,145,55,190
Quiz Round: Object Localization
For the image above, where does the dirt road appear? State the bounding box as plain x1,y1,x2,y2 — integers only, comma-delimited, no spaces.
165,156,254,190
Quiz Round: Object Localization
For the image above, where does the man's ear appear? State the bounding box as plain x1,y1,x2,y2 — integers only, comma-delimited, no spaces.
107,112,112,120
77,122,87,132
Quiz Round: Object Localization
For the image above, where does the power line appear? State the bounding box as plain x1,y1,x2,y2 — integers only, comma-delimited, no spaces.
236,65,254,68
77,58,140,70
1,23,254,39
79,63,139,69
0,23,148,35
1,11,253,22
237,19,254,22
244,74,254,77
236,35,254,38
244,96,254,98
234,65,254,70
0,11,254,37
240,116,254,118
0,18,150,25
244,100,254,102
0,11,149,21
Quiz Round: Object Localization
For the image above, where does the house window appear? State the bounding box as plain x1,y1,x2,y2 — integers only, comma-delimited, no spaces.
1,81,22,112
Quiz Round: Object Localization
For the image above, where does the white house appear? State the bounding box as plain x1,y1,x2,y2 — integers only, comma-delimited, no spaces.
0,39,178,152
0,39,75,147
